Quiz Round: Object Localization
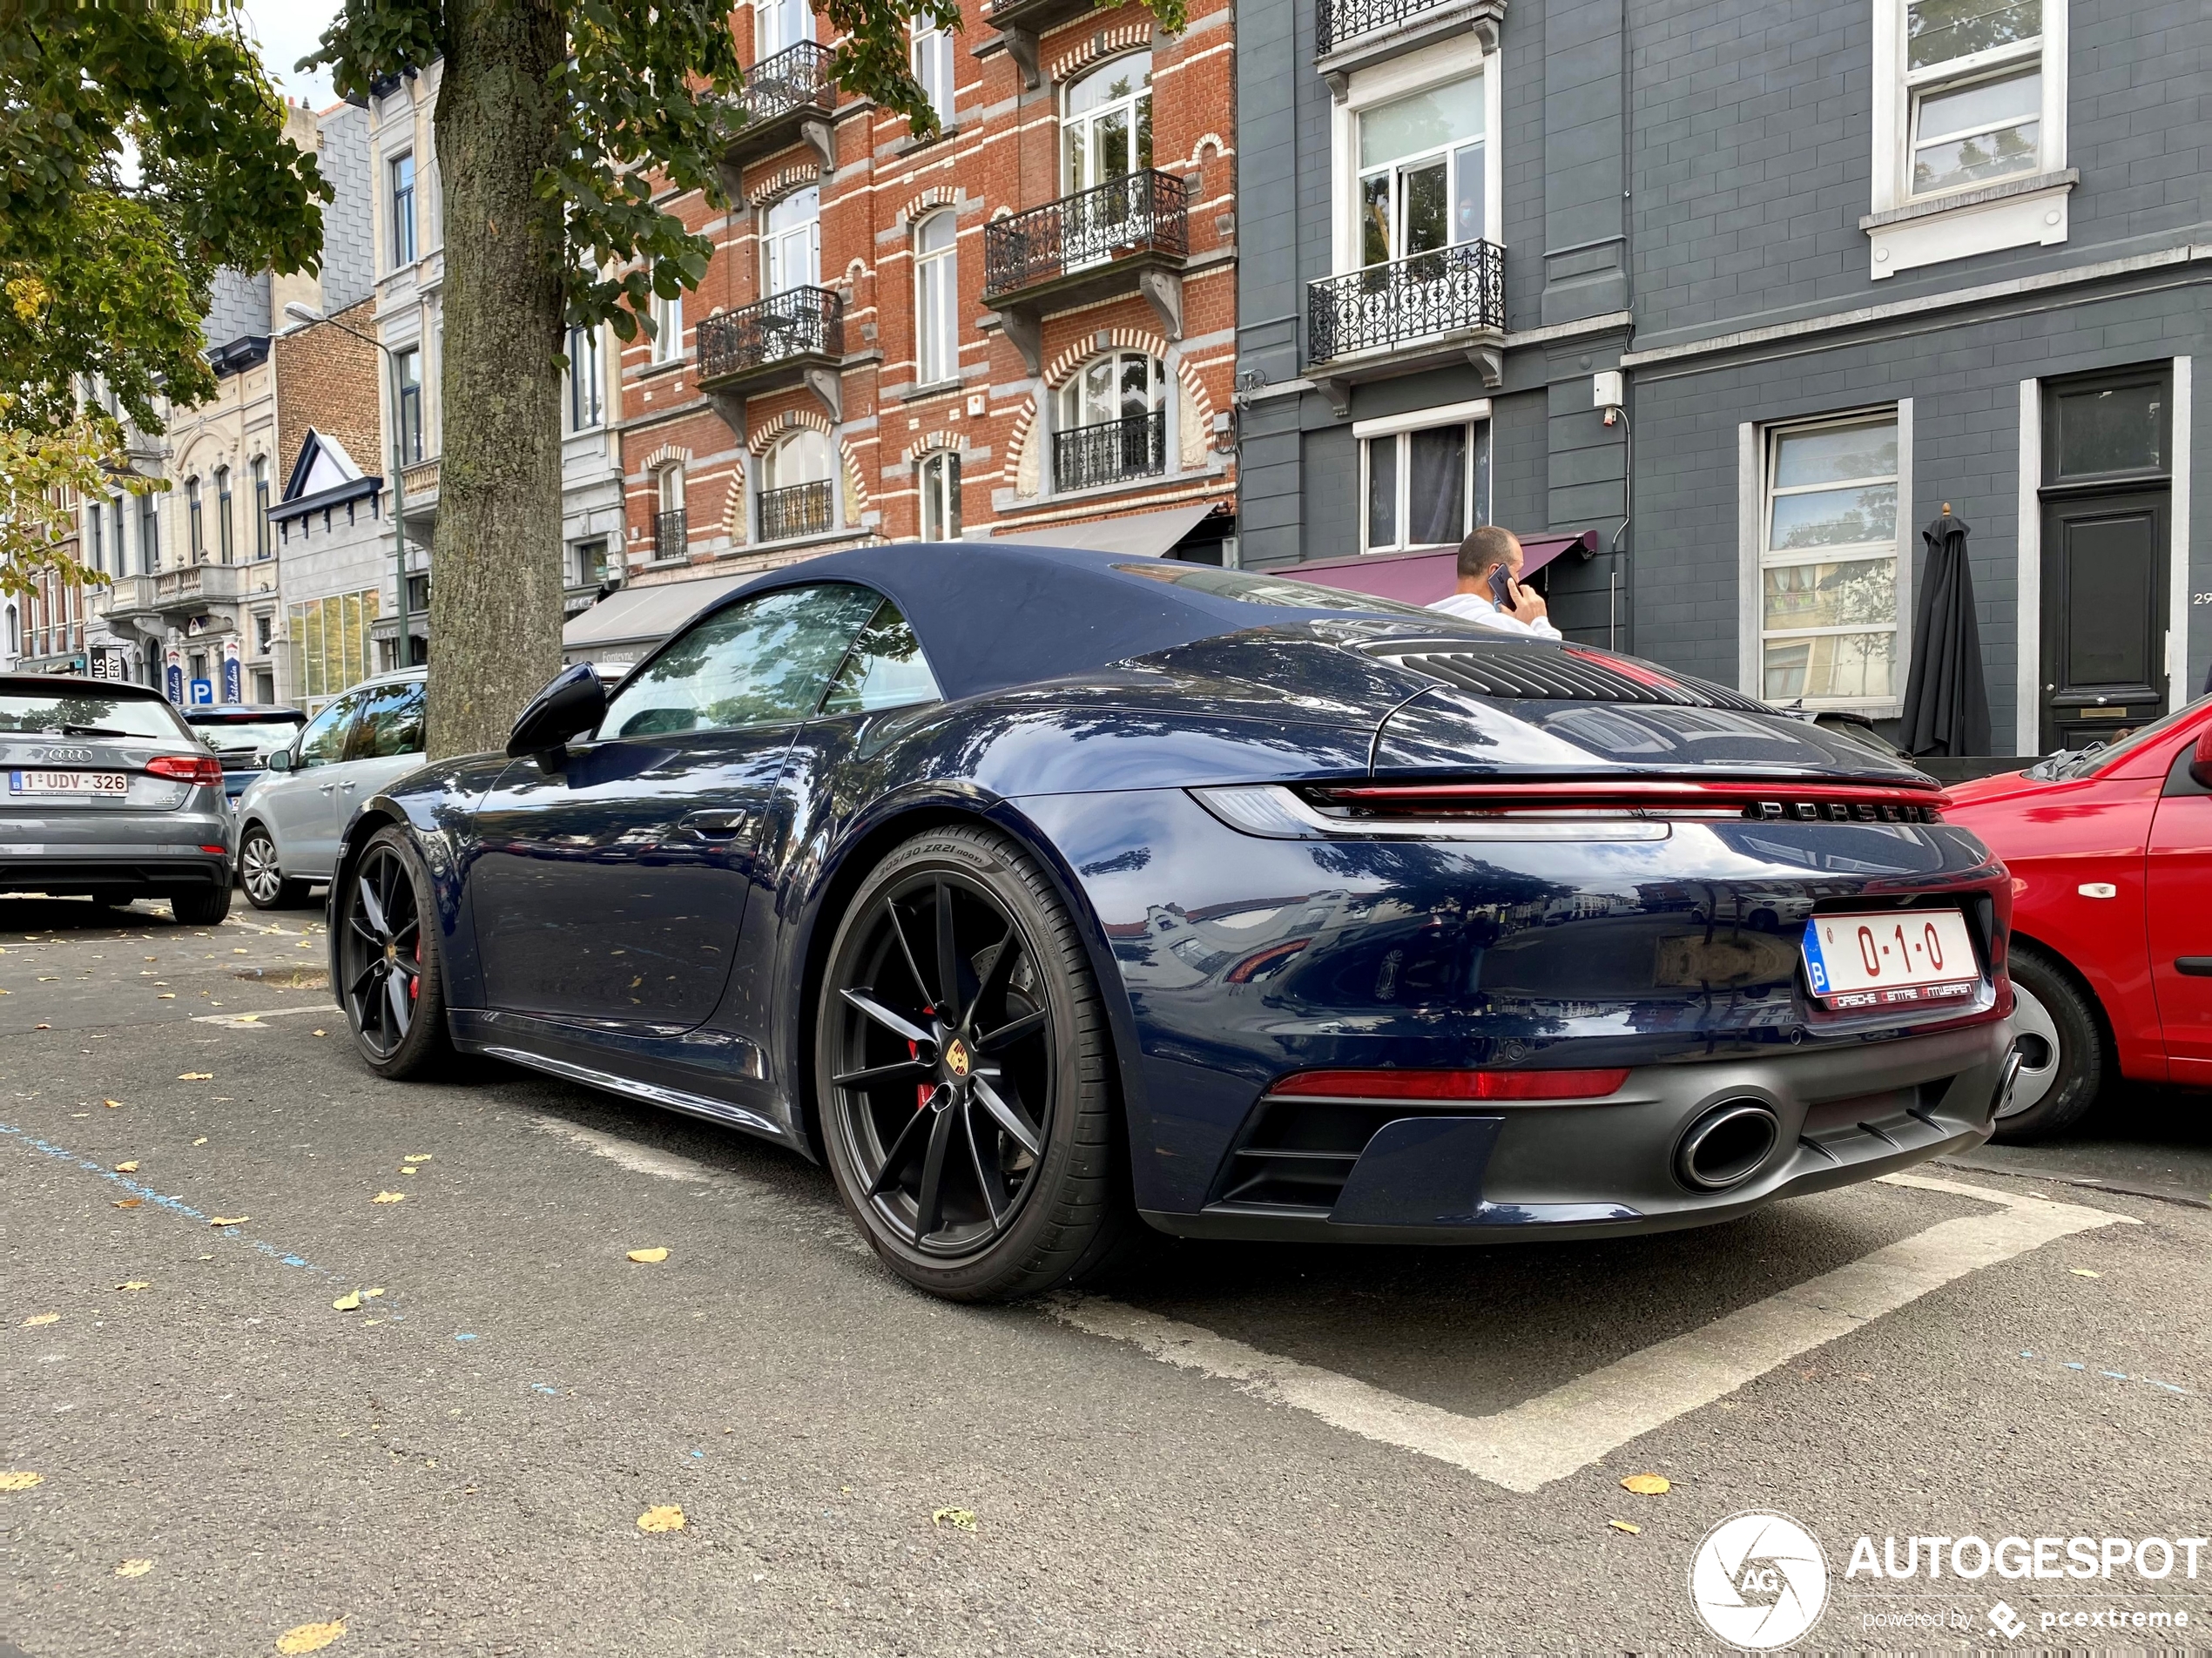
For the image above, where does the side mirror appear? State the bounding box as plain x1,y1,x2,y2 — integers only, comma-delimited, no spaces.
2190,728,2212,792
508,662,607,757
264,748,294,773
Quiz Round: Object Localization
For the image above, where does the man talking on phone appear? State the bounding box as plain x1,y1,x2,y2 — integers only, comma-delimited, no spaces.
1426,524,1561,638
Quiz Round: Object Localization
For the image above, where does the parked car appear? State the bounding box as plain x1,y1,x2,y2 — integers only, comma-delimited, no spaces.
234,670,425,909
326,546,2020,1303
183,704,308,807
1945,696,2212,1140
0,674,233,922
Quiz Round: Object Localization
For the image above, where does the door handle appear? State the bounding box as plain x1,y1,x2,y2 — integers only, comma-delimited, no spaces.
316,783,335,794
340,780,359,792
2178,958,2212,978
678,809,754,841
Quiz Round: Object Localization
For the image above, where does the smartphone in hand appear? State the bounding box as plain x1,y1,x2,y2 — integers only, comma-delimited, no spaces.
1488,564,1515,606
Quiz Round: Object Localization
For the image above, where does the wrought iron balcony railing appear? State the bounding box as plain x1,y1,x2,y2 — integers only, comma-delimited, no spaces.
759,480,834,542
741,41,836,124
1306,239,1505,365
652,509,688,562
697,286,845,385
1053,409,1167,493
1315,0,1460,55
982,171,1188,300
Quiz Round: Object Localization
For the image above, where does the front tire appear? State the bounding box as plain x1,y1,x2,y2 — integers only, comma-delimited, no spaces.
817,824,1129,1302
1993,942,2108,1142
337,826,455,1079
239,824,308,909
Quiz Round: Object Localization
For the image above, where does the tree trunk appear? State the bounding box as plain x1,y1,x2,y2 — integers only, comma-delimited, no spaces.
425,0,567,760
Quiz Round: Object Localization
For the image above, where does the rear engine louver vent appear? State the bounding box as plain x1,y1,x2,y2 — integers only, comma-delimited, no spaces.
1367,641,1773,714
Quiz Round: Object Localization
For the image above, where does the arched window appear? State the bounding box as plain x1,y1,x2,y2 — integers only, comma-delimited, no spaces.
1062,54,1152,194
919,450,961,541
214,465,234,563
4,603,17,657
186,476,205,563
914,211,957,387
760,429,835,541
763,187,820,296
1054,352,1167,490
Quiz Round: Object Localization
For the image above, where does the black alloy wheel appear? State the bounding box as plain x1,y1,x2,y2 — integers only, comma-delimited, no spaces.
819,825,1131,1301
338,826,454,1078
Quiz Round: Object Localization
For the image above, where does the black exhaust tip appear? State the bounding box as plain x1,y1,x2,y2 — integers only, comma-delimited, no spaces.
1676,1100,1780,1191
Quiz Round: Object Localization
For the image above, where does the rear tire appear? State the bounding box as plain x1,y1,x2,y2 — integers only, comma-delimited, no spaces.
816,824,1131,1302
172,885,232,926
1993,942,2107,1142
337,826,455,1079
239,824,308,909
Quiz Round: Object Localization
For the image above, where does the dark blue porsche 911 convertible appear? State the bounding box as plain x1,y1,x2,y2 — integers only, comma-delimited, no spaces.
331,543,2021,1300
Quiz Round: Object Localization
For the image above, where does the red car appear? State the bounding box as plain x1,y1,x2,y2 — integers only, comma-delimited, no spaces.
1946,698,2212,1141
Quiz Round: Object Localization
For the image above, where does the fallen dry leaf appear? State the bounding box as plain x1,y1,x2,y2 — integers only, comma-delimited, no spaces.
371,1191,406,1204
932,1506,979,1532
312,1028,327,1037
331,1291,361,1312
116,1281,151,1291
636,1504,686,1533
192,1136,206,1145
2070,1268,2101,1278
274,1621,347,1654
113,1161,138,1173
178,1071,211,1080
403,1154,431,1163
1621,1473,1671,1495
156,994,175,1000
103,1099,122,1109
33,1023,50,1029
1608,1520,1642,1534
20,1312,59,1327
112,1198,144,1210
209,1216,250,1228
115,1558,153,1578
363,1288,386,1298
0,1472,44,1493
625,1247,669,1264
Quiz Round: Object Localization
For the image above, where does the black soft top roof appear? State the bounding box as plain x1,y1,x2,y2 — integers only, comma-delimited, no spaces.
698,542,1452,702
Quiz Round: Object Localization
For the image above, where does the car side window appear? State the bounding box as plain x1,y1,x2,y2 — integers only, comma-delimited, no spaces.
347,682,426,761
600,584,881,739
820,597,941,716
295,693,361,768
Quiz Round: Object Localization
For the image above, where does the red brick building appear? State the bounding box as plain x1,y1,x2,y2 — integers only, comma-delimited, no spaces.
612,0,1238,598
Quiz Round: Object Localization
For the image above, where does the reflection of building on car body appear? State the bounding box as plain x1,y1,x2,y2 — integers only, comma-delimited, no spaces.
316,544,2023,1301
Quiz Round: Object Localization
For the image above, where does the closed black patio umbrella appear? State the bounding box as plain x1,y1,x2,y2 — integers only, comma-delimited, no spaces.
1899,504,1993,758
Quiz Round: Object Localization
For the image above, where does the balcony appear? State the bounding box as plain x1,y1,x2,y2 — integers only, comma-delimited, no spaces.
697,286,846,429
1305,239,1507,414
1053,411,1167,494
758,481,833,543
982,172,1189,374
652,509,689,563
1313,0,1505,94
721,42,837,180
94,562,271,623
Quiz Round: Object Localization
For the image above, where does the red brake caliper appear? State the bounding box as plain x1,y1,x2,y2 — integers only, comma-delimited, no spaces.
910,1039,928,1110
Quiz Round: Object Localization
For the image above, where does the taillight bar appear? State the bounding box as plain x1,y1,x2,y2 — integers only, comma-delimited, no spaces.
1309,779,1947,823
1271,1068,1630,1101
145,754,225,788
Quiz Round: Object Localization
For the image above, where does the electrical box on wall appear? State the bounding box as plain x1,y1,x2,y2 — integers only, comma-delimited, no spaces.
1591,370,1623,410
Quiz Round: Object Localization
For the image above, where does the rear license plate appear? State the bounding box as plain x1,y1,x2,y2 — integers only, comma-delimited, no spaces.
1802,909,1979,1008
8,770,130,796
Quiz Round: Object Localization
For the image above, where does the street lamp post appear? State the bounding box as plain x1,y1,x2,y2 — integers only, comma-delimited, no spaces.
283,303,414,673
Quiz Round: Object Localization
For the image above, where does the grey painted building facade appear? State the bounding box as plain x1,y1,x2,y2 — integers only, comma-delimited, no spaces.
1237,0,2209,753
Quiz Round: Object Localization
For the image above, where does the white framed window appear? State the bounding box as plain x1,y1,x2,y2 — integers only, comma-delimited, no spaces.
762,428,833,493
1058,351,1163,433
1867,0,2068,276
919,450,961,541
568,324,604,428
913,18,956,129
1357,404,1490,554
388,152,417,266
1749,410,1911,710
1331,38,1502,276
756,0,810,57
1062,54,1152,193
914,211,958,387
84,498,104,575
649,275,685,364
763,187,821,296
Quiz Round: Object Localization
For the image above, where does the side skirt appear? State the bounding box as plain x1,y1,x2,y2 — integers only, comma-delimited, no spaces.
453,1021,797,1148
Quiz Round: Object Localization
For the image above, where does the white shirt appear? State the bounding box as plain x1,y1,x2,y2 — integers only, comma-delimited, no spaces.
1427,589,1563,640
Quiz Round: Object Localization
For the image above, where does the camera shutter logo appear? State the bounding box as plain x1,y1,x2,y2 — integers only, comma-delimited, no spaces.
1689,1511,1829,1649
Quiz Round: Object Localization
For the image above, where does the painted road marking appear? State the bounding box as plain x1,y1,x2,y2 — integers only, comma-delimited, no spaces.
1051,1172,2138,1493
193,1005,328,1028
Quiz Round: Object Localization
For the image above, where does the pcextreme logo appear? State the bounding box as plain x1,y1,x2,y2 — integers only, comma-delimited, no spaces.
1689,1511,1830,1649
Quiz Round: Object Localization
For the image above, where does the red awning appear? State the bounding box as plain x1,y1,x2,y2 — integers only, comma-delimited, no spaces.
1288,529,1600,605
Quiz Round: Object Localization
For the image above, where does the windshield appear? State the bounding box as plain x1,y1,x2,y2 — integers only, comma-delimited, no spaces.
194,719,307,753
1111,563,1437,617
2027,695,2210,779
0,688,193,741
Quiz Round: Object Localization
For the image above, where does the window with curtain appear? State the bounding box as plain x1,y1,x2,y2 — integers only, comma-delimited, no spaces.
914,211,957,386
755,0,809,56
913,18,956,128
1903,0,2048,200
214,466,233,563
1357,76,1487,270
1363,421,1488,554
1759,413,1901,704
1062,55,1152,193
919,451,961,541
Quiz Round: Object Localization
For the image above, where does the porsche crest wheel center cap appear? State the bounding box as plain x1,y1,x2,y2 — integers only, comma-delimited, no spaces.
384,942,397,963
943,1039,971,1078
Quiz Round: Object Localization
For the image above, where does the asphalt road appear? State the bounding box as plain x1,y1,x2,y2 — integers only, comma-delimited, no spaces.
3,893,2209,1656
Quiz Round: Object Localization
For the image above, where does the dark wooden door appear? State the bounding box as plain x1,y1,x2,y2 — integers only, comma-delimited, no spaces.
2039,489,2168,753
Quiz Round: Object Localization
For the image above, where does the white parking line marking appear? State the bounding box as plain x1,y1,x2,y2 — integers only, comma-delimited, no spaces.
1052,1174,2138,1493
192,1005,327,1028
529,1115,721,1183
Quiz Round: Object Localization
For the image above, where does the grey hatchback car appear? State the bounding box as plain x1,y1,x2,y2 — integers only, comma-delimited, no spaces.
0,675,233,923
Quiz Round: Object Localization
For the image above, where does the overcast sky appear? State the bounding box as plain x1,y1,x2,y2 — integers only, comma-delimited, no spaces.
242,0,346,110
